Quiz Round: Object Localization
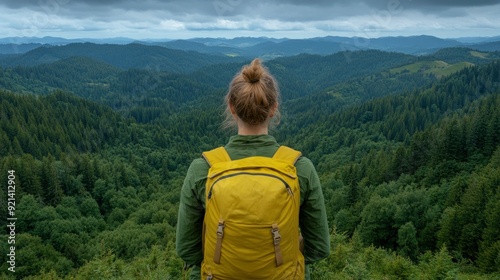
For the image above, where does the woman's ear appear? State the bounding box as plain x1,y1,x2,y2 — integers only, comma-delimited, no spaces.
269,103,278,118
229,103,237,117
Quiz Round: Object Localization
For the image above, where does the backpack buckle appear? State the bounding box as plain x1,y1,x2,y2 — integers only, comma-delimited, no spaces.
271,224,281,245
271,224,283,266
213,220,225,264
217,220,225,237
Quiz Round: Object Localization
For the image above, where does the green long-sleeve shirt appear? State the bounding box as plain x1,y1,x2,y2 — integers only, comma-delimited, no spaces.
176,135,330,279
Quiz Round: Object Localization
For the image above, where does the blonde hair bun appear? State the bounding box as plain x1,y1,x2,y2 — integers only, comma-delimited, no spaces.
241,58,264,84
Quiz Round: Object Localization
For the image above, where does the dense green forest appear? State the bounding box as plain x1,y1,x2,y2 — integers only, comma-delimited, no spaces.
0,44,499,279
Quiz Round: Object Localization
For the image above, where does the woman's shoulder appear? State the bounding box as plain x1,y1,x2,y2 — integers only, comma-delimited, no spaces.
187,157,210,182
295,155,316,176
190,157,209,167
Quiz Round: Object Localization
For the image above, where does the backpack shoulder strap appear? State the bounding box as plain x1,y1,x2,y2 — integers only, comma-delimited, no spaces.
202,147,231,167
272,146,302,165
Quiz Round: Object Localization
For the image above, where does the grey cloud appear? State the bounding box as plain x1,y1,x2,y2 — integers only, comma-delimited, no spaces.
409,0,500,6
269,0,500,7
0,0,500,21
0,0,120,9
1,0,500,38
3,0,500,14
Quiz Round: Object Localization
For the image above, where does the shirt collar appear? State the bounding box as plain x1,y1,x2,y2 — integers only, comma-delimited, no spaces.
227,134,278,148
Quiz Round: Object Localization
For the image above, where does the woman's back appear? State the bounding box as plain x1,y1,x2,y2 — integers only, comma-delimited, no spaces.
175,59,330,279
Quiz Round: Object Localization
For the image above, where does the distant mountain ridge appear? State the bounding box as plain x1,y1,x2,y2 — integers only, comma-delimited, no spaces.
0,43,45,54
152,35,485,57
2,35,500,58
0,36,137,45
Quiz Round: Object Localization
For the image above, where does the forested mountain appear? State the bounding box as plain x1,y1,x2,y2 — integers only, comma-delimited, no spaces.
470,40,500,52
0,49,420,118
0,43,499,279
364,35,462,54
3,46,496,110
0,44,44,55
0,43,243,72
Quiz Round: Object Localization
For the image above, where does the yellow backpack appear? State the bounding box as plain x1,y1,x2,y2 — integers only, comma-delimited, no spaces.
201,146,305,280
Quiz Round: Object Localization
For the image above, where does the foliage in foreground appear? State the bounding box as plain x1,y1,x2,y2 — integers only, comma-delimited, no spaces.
2,230,498,280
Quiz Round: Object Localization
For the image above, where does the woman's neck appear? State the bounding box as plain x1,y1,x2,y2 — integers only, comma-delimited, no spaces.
237,122,269,135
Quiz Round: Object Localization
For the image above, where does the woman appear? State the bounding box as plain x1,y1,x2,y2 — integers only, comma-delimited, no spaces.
176,58,330,279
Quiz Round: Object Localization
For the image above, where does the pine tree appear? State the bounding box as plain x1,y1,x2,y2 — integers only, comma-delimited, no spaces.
397,222,419,261
40,155,63,206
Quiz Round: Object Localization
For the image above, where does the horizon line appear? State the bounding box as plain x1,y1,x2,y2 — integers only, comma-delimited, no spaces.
1,34,500,43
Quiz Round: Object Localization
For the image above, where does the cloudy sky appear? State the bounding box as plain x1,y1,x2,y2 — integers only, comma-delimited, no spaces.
1,0,499,40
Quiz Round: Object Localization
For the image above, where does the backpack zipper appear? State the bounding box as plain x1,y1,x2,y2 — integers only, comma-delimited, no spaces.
207,172,293,199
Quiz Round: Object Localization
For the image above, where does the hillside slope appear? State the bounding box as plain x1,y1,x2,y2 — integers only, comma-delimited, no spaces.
0,43,243,72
